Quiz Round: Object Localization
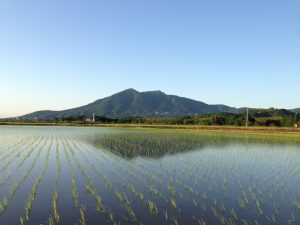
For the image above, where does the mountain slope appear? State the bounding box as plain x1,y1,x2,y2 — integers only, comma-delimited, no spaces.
291,108,300,113
21,89,243,120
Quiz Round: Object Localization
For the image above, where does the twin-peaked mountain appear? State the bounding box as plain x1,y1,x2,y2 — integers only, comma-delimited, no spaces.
21,89,280,120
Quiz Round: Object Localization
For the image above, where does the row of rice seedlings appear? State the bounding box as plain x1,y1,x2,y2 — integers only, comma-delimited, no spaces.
0,197,8,214
0,134,43,174
61,138,79,207
62,137,107,224
0,132,41,163
0,136,47,216
8,136,47,198
63,138,89,179
0,133,42,215
155,159,209,219
197,173,238,221
164,161,221,215
207,153,282,224
72,141,125,189
76,143,135,208
75,140,171,221
108,154,166,199
210,203,239,225
163,153,243,222
254,197,264,215
0,132,36,160
67,145,110,223
72,141,115,189
0,131,23,152
48,140,61,225
111,156,169,204
0,134,44,189
63,138,123,225
77,140,165,202
0,131,37,158
126,146,238,222
20,136,53,224
79,206,86,225
74,140,165,224
113,188,140,223
70,142,113,191
2,127,299,224
86,182,105,212
76,143,144,221
72,132,299,224
71,175,79,207
123,162,178,215
62,138,104,209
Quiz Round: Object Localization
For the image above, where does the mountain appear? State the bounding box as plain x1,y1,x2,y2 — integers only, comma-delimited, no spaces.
21,88,245,120
291,108,300,113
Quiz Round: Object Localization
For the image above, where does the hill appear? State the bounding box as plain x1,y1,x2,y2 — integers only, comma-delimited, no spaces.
21,89,243,120
291,108,300,113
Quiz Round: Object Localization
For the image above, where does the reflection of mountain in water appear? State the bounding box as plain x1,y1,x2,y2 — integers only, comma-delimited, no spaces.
88,131,300,159
93,133,207,158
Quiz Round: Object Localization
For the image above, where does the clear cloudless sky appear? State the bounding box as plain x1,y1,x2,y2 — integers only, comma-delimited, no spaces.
0,0,299,117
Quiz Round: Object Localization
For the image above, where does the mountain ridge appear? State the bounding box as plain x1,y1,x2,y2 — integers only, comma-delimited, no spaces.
19,89,295,120
291,108,300,113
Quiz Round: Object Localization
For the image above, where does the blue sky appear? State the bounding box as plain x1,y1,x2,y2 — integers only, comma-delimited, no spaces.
0,0,299,117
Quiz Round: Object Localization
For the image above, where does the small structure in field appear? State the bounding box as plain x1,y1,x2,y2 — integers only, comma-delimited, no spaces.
86,113,96,123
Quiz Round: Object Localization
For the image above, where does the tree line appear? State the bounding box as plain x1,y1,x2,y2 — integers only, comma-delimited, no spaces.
55,109,299,127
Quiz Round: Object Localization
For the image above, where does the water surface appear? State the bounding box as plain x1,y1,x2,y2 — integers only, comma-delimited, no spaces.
0,126,299,225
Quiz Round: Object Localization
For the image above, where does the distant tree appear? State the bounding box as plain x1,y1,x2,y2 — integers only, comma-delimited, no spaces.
265,119,281,127
211,115,226,125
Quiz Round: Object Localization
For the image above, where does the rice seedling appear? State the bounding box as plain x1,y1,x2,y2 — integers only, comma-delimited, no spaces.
125,205,137,222
49,139,61,224
170,197,177,210
79,206,86,225
20,216,25,225
0,197,8,214
107,208,116,224
255,198,264,215
197,218,206,225
164,209,168,220
72,177,79,207
50,189,60,224
147,200,158,214
193,198,198,207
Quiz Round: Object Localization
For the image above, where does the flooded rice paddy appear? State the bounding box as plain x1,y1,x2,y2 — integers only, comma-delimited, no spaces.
0,126,300,225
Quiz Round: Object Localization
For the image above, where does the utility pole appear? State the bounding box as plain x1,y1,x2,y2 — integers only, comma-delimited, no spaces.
92,113,95,123
246,108,249,127
294,112,298,128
